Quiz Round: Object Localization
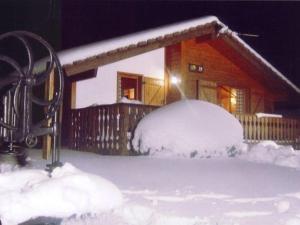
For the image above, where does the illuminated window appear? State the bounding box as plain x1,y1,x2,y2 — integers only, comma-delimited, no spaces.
218,86,245,113
235,89,245,114
118,73,142,101
123,88,135,99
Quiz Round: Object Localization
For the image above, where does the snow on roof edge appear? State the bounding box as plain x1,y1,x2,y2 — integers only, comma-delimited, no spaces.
58,16,219,66
233,33,300,93
219,26,300,94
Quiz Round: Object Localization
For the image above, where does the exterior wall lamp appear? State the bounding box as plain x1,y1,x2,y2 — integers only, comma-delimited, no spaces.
171,76,181,84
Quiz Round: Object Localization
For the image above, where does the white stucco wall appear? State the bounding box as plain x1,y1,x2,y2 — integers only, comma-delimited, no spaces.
75,48,164,108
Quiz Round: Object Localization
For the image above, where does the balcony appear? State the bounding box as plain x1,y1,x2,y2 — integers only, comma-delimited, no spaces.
65,103,300,154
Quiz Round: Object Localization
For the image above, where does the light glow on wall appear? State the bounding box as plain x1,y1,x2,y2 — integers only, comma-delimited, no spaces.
230,89,237,105
171,76,181,84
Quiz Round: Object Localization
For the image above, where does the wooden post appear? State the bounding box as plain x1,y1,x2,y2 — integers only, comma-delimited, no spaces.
243,115,248,141
42,69,55,159
256,117,260,141
119,104,130,155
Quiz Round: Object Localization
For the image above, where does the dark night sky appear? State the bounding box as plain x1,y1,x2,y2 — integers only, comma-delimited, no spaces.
1,1,300,87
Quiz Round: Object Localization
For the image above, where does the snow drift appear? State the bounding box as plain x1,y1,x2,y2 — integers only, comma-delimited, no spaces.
0,163,123,225
241,141,300,168
132,100,243,157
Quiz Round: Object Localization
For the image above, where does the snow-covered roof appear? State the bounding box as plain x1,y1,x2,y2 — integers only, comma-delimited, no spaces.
59,15,300,94
58,16,219,66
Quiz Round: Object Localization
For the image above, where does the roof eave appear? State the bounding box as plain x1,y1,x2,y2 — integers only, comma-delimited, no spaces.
63,21,221,76
219,29,300,95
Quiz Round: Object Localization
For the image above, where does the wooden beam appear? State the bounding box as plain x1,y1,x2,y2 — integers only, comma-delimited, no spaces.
71,82,76,109
68,69,97,82
63,23,218,76
42,69,54,160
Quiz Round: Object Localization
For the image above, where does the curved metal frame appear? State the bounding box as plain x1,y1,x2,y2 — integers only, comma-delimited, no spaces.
0,31,64,169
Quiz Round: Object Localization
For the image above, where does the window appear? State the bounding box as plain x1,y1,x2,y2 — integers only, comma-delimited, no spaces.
235,89,246,114
117,72,142,101
218,86,246,114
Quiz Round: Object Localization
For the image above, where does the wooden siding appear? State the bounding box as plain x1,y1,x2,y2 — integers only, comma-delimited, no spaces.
219,35,292,99
181,39,266,90
250,90,264,113
165,39,278,113
165,43,182,103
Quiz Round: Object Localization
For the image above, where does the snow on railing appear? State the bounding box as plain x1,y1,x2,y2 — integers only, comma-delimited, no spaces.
255,113,282,119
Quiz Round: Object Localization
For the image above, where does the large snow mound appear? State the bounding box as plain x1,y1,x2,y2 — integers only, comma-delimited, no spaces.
132,100,243,157
0,163,123,225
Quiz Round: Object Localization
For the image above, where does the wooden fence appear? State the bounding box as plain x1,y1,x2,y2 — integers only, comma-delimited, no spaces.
65,103,300,154
66,103,158,154
234,114,300,147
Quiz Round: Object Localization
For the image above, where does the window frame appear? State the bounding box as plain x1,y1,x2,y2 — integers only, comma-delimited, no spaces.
117,72,143,102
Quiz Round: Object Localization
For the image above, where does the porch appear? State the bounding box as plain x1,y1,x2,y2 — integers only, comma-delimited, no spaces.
64,103,300,154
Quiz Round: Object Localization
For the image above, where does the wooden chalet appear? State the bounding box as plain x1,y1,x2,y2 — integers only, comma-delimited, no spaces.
49,16,300,156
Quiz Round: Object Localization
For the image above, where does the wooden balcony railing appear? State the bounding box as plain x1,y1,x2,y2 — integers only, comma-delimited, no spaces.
234,114,300,147
64,103,300,154
65,103,158,154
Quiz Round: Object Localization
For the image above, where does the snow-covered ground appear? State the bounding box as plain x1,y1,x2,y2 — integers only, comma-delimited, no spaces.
18,147,300,225
1,144,300,225
1,100,300,225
